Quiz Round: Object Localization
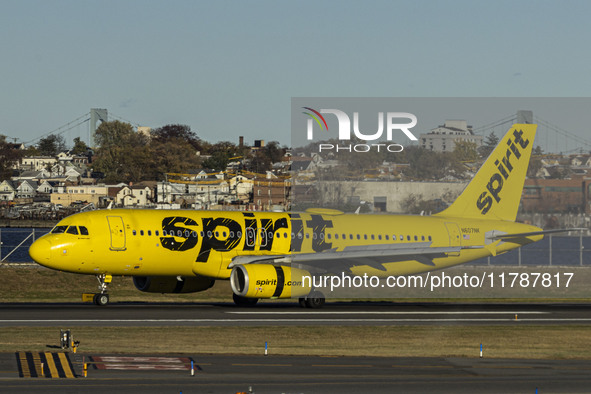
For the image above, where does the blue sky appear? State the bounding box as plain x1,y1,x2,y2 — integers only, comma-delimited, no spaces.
1,0,591,148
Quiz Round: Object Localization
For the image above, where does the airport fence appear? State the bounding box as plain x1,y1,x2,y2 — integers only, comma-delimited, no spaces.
0,228,50,264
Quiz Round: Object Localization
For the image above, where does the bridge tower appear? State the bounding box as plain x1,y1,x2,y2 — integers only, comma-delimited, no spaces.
90,108,108,147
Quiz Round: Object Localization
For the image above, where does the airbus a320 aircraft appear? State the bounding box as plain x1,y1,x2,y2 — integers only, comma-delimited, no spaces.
29,124,565,307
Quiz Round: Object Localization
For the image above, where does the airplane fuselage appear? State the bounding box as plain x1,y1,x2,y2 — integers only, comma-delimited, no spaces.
30,208,542,279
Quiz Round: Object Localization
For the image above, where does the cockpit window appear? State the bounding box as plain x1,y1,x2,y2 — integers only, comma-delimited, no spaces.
51,226,68,234
66,226,79,235
79,226,89,236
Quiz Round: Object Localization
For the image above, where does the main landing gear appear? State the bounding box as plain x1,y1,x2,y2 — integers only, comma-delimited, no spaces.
92,274,111,306
299,290,326,309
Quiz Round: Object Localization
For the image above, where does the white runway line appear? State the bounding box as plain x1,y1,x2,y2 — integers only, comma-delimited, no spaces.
226,311,549,315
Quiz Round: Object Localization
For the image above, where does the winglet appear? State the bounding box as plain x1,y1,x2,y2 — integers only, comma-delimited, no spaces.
435,124,537,221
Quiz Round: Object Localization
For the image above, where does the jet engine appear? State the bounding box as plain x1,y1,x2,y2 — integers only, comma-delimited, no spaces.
230,264,311,299
133,275,215,293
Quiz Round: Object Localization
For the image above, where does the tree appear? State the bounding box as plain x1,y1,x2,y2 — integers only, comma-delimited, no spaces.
92,121,150,183
0,136,23,180
262,141,284,164
403,146,455,180
527,145,544,178
479,131,499,158
71,137,90,155
37,134,66,156
151,124,202,150
202,141,241,170
147,139,202,180
453,140,479,162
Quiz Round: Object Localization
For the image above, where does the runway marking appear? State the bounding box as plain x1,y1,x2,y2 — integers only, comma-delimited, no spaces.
227,311,549,315
15,352,75,378
312,364,373,368
5,317,591,324
232,363,293,367
90,356,192,371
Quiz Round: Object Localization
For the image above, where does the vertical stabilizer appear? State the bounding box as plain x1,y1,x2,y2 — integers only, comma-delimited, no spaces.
435,124,537,221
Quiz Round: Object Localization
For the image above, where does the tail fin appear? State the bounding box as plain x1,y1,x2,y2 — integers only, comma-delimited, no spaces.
435,124,537,221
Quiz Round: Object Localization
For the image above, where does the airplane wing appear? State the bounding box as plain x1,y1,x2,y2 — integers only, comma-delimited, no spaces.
229,242,462,273
488,228,587,241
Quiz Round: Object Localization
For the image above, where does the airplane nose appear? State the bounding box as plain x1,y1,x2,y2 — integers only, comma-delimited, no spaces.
29,239,51,265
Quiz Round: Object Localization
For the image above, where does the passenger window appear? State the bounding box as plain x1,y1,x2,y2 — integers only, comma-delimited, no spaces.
140,230,144,236
356,234,360,240
349,234,353,240
407,235,411,241
371,234,375,240
155,230,160,236
148,230,152,236
428,235,432,241
133,230,137,236
66,226,79,235
421,235,425,241
363,234,367,240
378,235,382,240
51,226,68,234
393,235,396,241
283,232,288,238
79,226,89,236
414,235,418,241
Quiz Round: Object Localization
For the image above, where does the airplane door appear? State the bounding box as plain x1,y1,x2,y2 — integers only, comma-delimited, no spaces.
444,222,462,255
107,216,126,251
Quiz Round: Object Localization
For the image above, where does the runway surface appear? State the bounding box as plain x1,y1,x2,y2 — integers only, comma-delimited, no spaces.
1,301,591,327
2,352,591,393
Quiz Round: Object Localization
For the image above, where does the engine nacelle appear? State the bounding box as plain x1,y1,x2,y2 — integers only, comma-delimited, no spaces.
230,264,311,299
133,276,215,293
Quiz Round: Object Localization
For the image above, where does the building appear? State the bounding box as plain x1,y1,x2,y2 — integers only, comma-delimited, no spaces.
252,178,290,210
420,120,483,152
116,186,153,207
50,184,110,207
521,176,591,214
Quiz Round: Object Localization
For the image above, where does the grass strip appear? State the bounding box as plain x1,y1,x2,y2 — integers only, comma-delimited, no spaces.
2,325,591,359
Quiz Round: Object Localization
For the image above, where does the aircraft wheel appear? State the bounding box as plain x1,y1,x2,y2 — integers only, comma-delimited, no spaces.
298,298,307,308
233,293,259,307
304,291,325,309
94,293,110,306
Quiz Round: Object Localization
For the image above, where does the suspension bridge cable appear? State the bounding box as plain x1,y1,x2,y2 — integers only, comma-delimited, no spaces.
24,112,90,144
535,117,591,149
108,112,142,127
472,113,517,134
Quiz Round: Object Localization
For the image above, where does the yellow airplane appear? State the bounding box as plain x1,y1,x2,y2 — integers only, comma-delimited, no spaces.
29,124,565,307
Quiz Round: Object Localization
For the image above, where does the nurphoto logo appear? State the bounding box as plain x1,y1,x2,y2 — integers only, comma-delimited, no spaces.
302,107,418,153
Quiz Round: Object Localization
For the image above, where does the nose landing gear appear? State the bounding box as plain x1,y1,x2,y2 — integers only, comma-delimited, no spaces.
92,274,112,306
